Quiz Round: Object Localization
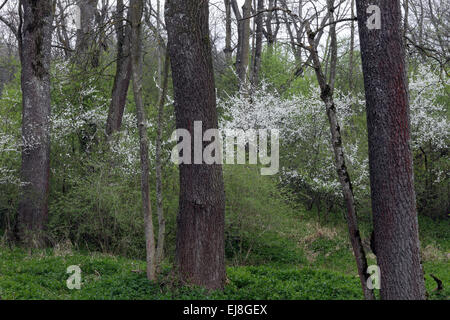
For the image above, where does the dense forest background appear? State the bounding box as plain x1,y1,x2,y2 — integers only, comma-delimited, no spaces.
0,0,448,300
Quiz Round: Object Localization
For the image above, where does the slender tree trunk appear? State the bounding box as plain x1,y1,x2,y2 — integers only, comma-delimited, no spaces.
165,0,226,290
106,0,132,137
251,0,264,87
305,1,375,299
224,0,233,64
130,0,156,281
155,51,170,268
232,0,252,87
265,0,275,55
17,0,53,248
349,0,355,92
356,0,426,300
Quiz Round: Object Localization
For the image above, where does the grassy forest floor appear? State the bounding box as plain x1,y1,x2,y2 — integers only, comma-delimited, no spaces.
0,210,448,300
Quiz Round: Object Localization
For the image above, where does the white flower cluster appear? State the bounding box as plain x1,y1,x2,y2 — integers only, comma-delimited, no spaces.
218,81,366,196
409,65,449,150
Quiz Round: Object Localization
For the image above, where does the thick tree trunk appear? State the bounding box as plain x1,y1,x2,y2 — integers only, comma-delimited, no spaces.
106,0,132,137
75,0,99,67
165,0,226,290
17,0,53,247
356,0,426,300
130,0,156,281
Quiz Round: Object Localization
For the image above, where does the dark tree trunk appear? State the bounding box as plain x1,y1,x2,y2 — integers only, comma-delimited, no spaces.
106,0,132,137
265,0,276,54
75,0,99,67
356,0,426,300
251,0,264,87
232,0,252,87
17,0,53,247
165,0,226,290
224,0,233,64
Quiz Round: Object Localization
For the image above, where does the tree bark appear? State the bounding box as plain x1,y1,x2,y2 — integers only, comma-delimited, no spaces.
251,0,264,87
232,0,252,87
155,51,170,269
106,0,132,137
165,0,226,290
75,0,99,67
224,0,233,64
348,0,355,92
130,0,156,281
355,0,426,299
17,0,53,247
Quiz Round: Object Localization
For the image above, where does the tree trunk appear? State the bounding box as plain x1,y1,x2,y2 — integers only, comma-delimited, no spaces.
17,0,53,247
155,51,170,268
106,0,132,137
75,0,99,67
224,0,233,64
165,0,226,290
251,0,264,87
265,0,275,55
348,0,355,92
130,0,156,281
356,0,426,299
232,0,252,87
305,1,375,299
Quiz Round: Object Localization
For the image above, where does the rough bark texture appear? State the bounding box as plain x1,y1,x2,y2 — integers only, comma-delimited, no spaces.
17,0,53,247
75,0,99,67
165,0,226,290
106,0,132,137
130,0,156,281
306,4,375,298
356,0,426,300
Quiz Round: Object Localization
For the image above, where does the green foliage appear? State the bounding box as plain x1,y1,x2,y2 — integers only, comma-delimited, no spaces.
223,165,305,265
259,45,312,98
1,245,447,300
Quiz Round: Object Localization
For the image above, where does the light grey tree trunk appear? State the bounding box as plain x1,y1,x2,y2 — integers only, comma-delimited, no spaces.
130,0,156,281
155,52,170,269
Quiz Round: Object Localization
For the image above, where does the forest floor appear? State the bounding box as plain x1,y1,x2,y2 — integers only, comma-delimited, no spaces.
0,211,448,300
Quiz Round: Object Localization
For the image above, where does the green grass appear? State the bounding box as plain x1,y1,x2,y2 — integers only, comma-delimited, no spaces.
0,247,363,300
0,208,448,300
